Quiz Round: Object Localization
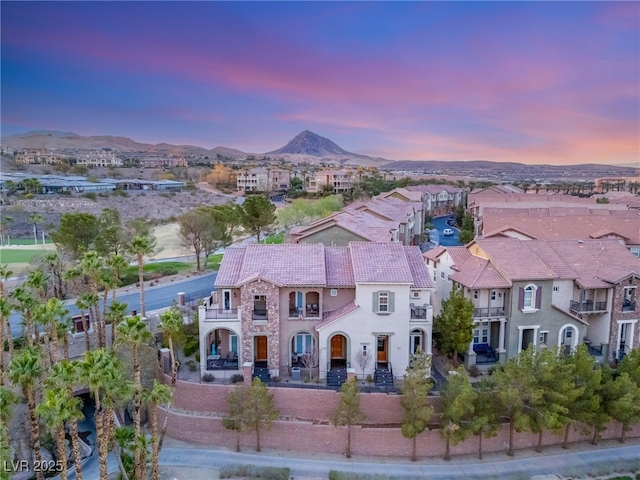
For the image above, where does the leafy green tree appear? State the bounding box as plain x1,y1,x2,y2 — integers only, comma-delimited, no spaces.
223,383,249,452
491,345,543,456
332,378,366,458
8,347,44,480
471,379,501,459
562,345,602,449
178,208,229,271
128,234,157,317
238,195,276,242
591,366,615,445
440,367,476,461
400,349,434,461
51,213,99,259
455,203,465,227
242,377,279,452
115,316,153,480
458,213,475,244
617,348,640,386
607,372,640,443
141,381,173,480
433,285,474,365
95,208,126,257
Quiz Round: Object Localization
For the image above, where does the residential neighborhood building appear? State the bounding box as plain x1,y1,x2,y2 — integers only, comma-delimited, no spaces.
424,238,640,369
75,149,123,167
481,208,640,257
307,170,353,194
237,168,290,192
16,149,66,165
198,242,434,386
138,156,188,168
288,187,424,247
405,184,465,217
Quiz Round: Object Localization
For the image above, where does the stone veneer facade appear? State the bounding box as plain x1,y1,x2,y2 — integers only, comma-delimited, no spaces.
609,277,640,361
240,279,281,376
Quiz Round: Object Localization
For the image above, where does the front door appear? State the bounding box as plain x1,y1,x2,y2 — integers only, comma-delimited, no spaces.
223,290,231,311
255,336,268,362
410,330,422,354
377,335,388,362
331,335,345,359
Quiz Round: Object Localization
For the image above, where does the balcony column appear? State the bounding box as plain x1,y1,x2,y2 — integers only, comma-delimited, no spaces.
497,319,506,353
466,339,476,369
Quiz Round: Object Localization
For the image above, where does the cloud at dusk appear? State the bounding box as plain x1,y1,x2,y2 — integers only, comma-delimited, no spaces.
1,2,638,165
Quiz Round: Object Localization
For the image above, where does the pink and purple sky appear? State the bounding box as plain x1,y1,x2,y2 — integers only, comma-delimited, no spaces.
1,2,638,165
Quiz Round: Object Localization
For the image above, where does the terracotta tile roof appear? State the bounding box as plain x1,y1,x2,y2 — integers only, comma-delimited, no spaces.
482,209,640,244
349,242,414,284
449,255,511,289
474,238,558,281
315,302,359,330
404,246,435,288
290,210,396,243
379,187,424,202
447,246,472,270
214,247,246,286
325,247,355,287
406,185,464,195
423,246,446,261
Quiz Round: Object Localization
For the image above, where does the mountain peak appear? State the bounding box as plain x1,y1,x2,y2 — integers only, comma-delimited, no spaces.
266,131,352,157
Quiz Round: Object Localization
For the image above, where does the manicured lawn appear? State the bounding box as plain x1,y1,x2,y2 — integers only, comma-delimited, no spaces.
122,261,192,277
260,232,285,244
6,238,53,245
206,253,224,271
0,248,50,264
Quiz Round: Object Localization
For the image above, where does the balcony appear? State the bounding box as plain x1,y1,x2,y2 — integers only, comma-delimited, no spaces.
204,307,239,320
473,307,505,318
410,306,428,320
570,300,607,314
622,300,636,312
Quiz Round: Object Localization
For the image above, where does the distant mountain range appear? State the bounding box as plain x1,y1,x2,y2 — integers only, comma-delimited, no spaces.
2,130,637,177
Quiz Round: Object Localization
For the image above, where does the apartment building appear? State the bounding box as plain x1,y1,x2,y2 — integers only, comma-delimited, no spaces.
198,242,434,386
75,149,123,167
425,238,640,369
307,170,353,194
237,168,290,192
405,184,465,217
16,149,66,165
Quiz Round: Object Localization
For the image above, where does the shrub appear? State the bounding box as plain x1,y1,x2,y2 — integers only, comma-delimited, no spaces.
468,365,480,377
230,374,244,384
183,337,199,357
202,373,215,383
220,465,290,480
113,189,128,197
83,192,98,201
195,352,201,362
366,374,373,383
24,193,34,199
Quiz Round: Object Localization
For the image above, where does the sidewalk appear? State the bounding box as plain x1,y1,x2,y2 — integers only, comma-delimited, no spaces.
158,437,640,480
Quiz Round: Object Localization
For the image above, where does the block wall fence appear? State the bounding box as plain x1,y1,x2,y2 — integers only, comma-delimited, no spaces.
159,375,640,459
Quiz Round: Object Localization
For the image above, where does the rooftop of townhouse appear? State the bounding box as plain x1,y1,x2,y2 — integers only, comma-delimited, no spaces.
482,208,640,244
289,209,398,243
376,187,424,203
214,242,434,289
406,184,464,195
446,238,640,289
345,197,418,221
468,193,628,212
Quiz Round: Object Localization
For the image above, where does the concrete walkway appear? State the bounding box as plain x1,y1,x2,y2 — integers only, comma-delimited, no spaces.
158,438,640,480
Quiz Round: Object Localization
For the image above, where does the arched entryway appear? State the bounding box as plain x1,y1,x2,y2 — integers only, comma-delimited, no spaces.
410,328,426,355
558,324,578,355
329,333,348,369
204,327,240,370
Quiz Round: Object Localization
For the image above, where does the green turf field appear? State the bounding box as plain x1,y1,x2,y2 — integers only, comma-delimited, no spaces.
0,248,50,264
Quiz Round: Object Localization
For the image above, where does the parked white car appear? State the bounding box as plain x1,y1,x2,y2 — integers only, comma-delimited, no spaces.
443,228,454,236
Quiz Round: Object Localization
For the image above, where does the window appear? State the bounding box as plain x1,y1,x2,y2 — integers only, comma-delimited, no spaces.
400,225,405,233
491,291,496,301
373,291,394,314
524,286,534,309
539,331,548,345
330,289,338,297
379,292,389,312
294,333,313,354
412,291,420,299
553,286,559,293
473,327,488,344
441,272,445,279
474,290,478,299
520,284,540,311
630,247,640,258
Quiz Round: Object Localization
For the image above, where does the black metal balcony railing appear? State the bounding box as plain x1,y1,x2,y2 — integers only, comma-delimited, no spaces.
570,300,607,313
473,307,505,318
622,301,636,312
252,308,268,320
410,307,427,320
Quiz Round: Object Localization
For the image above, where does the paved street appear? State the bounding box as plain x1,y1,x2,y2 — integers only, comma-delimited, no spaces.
156,441,640,480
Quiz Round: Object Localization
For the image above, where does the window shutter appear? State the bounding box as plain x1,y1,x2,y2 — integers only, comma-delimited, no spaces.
518,287,525,310
388,292,395,313
535,287,542,309
373,292,379,312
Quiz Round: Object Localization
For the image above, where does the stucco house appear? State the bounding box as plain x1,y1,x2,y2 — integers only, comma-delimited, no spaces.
198,242,434,386
405,184,465,217
424,238,640,368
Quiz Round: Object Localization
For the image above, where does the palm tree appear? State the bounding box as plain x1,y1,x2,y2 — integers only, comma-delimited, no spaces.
11,287,38,346
8,346,44,480
0,298,12,385
105,301,127,348
0,264,14,298
48,361,84,480
80,348,125,480
27,213,44,245
75,293,94,352
40,298,69,367
127,235,156,318
42,252,65,300
81,251,105,347
115,316,153,480
158,307,183,387
98,270,117,346
0,386,17,474
141,381,173,480
106,254,127,302
36,388,83,480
